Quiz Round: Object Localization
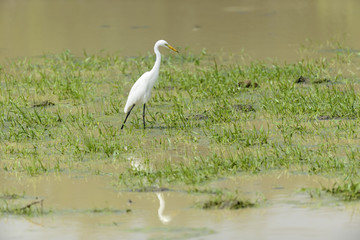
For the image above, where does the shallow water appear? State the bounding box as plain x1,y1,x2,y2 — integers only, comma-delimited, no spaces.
1,1,360,239
1,171,360,240
0,0,359,61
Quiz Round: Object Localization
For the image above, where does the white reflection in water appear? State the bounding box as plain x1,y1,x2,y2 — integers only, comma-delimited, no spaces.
156,192,172,224
128,156,172,224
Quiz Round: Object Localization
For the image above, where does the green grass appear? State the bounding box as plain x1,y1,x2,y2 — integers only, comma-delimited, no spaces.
323,180,360,201
0,41,360,202
197,192,256,210
302,179,360,201
0,193,45,216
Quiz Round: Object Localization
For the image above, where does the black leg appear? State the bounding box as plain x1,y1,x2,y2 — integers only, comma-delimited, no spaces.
143,103,146,129
121,104,135,130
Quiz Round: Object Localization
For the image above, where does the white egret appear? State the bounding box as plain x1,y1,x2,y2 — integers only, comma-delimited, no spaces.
121,40,178,129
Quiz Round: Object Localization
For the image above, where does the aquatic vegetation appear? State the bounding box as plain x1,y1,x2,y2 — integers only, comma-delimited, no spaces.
302,179,360,201
323,180,360,201
0,41,359,203
198,192,256,210
91,207,129,214
0,193,44,216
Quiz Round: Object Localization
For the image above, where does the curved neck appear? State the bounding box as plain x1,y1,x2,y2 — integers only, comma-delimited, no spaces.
151,44,161,73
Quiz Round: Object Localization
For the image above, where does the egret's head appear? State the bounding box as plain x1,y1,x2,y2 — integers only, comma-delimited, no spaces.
156,40,179,53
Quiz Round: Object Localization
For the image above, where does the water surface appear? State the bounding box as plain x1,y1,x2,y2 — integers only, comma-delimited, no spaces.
1,172,360,240
1,1,360,239
0,0,359,61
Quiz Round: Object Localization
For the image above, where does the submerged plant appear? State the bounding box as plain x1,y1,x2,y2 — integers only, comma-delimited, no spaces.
0,196,44,216
0,42,359,203
323,180,360,201
197,193,256,210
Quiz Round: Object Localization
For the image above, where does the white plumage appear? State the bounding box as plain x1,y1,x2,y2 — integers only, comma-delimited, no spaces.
121,40,178,129
124,71,154,113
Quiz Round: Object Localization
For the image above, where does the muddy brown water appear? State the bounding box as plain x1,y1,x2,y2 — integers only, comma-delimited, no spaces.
0,0,359,62
1,171,360,240
1,0,360,239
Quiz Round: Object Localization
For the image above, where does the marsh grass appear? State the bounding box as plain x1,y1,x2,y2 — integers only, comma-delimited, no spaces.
91,207,128,214
323,180,360,201
302,179,360,201
0,41,360,202
197,192,256,210
0,193,45,216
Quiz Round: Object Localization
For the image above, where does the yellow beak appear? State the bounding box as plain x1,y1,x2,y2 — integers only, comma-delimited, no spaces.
166,44,179,53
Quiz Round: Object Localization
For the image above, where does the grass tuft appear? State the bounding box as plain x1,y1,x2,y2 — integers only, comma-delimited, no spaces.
197,193,256,210
323,180,360,201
